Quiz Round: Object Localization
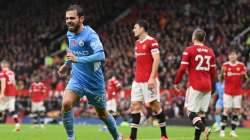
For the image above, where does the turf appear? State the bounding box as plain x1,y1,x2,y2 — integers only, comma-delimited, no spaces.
0,124,249,140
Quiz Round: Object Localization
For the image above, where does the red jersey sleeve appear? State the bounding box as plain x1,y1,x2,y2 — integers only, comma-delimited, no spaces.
174,48,190,84
0,72,5,79
210,50,216,82
150,39,160,55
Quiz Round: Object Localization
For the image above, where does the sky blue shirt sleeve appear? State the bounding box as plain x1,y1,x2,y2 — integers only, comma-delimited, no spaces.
76,51,105,63
89,33,104,53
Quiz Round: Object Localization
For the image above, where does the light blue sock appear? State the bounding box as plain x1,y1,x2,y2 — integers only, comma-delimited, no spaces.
63,110,74,139
215,114,221,127
103,114,120,140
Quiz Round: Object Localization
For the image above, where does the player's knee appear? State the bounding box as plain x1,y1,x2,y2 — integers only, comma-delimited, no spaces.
96,110,108,120
188,112,205,132
130,102,141,113
149,100,161,113
62,100,73,112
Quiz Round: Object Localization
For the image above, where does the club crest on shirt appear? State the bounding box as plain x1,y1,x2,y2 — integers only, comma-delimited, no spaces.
79,40,85,47
236,67,240,71
142,44,146,49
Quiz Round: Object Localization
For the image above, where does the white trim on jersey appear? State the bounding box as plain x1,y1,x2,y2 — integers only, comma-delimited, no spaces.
152,43,158,46
211,64,216,67
181,61,189,65
183,52,188,55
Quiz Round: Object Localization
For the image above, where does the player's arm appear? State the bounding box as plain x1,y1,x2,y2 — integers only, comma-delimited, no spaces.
148,42,160,90
210,52,217,93
0,77,6,98
174,49,189,87
67,33,105,63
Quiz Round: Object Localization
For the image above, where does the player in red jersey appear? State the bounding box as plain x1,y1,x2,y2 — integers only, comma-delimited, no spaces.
219,49,248,137
29,75,46,128
174,28,216,140
106,76,121,116
0,60,21,131
101,76,122,131
128,20,168,140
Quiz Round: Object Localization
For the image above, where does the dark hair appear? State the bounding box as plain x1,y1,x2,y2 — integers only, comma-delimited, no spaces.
193,28,206,42
136,20,149,32
66,4,84,17
228,48,237,54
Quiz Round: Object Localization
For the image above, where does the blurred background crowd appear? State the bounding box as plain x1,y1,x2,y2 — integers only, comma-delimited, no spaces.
1,0,250,124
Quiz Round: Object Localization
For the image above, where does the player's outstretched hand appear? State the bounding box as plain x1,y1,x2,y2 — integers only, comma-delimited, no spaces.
58,64,69,78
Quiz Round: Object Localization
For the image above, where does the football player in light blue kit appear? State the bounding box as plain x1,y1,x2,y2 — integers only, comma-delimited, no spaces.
58,4,122,140
212,77,224,132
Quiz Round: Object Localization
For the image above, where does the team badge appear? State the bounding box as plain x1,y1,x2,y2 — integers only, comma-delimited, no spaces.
236,67,240,71
79,40,85,47
142,44,146,49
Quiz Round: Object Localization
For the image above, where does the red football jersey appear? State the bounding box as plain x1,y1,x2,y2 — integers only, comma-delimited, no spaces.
134,36,160,82
30,82,46,102
222,61,246,96
174,45,216,92
0,70,17,96
106,77,121,100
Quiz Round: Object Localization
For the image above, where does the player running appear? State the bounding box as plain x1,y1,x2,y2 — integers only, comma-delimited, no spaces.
29,75,46,128
0,60,21,132
174,28,216,140
58,4,122,140
128,20,169,140
220,49,248,137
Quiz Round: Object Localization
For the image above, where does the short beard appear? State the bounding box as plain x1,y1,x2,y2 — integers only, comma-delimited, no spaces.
68,22,81,33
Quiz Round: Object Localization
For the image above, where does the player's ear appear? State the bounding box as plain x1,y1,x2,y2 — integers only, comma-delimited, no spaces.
80,16,84,23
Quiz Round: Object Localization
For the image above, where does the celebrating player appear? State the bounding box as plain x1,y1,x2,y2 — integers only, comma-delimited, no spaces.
174,28,216,140
0,60,21,132
220,49,248,137
128,20,168,140
58,4,122,140
29,75,46,128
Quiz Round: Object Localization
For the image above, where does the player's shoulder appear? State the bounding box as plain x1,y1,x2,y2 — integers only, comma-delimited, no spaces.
222,61,230,67
236,61,245,66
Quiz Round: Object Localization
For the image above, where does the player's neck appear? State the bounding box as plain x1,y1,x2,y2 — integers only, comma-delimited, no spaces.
138,33,148,41
230,60,237,64
75,24,84,35
193,42,204,46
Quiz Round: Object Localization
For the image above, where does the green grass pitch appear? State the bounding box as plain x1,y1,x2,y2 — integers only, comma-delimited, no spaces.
0,124,249,140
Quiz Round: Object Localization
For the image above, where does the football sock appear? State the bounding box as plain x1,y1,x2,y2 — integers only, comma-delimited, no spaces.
154,110,167,137
221,114,228,131
231,115,239,131
130,113,141,140
63,110,74,139
102,113,120,140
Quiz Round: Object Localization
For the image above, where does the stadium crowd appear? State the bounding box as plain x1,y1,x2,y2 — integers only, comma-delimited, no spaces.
1,0,250,122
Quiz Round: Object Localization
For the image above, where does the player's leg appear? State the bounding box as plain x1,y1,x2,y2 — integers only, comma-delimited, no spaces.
61,90,80,140
220,94,232,137
145,80,168,139
95,107,121,140
129,81,144,140
8,97,20,131
87,90,121,140
230,95,242,137
185,87,207,140
212,99,223,132
148,100,168,139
